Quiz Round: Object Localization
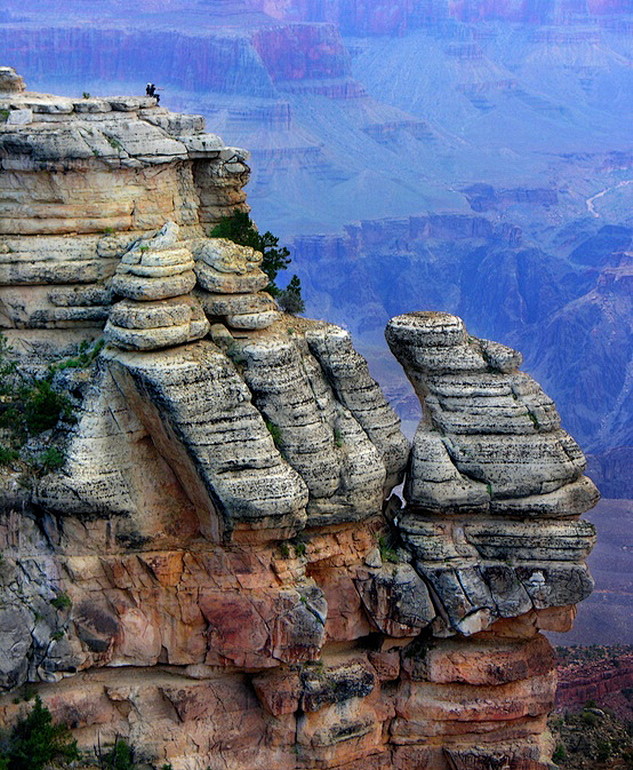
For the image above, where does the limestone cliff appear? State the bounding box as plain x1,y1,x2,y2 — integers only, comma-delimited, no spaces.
0,70,598,770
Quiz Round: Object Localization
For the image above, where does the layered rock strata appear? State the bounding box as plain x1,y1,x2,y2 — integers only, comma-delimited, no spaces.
0,74,598,770
105,223,209,351
0,69,249,357
193,237,281,330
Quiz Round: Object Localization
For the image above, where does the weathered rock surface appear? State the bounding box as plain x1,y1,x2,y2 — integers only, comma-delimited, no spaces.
386,311,598,638
0,77,598,770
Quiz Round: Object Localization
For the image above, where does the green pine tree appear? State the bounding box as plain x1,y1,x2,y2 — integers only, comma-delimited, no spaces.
210,211,293,296
278,275,305,315
1,696,79,770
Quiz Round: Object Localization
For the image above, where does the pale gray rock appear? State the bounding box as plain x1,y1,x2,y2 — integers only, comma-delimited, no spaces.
195,260,268,295
305,325,409,491
464,519,597,563
138,109,206,136
179,133,224,156
516,565,594,609
0,66,25,93
104,315,209,351
386,312,595,505
490,476,600,518
226,310,281,330
6,109,32,125
106,235,210,350
106,342,309,539
386,311,599,635
109,296,195,330
108,97,156,112
195,290,276,318
0,235,113,287
404,426,489,512
193,238,269,294
301,661,375,712
235,333,386,525
0,286,110,328
0,605,33,688
195,238,262,273
110,270,196,301
72,99,112,114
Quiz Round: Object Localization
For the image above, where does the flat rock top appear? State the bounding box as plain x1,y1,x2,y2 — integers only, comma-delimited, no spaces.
0,68,247,168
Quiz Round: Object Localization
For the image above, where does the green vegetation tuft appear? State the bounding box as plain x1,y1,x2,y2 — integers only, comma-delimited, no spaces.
106,135,123,151
0,445,19,466
377,533,399,564
50,592,72,611
210,211,304,310
526,410,541,429
552,743,567,763
0,695,79,770
277,274,305,315
291,534,307,558
100,738,137,770
265,419,283,449
0,335,104,475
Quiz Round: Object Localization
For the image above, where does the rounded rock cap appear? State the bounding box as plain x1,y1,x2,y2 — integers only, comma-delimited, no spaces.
0,67,25,94
386,311,466,348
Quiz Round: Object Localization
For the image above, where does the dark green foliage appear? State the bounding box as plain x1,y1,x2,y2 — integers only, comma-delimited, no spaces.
0,696,79,770
0,335,104,475
49,338,105,373
265,419,283,449
50,592,72,611
377,533,399,563
210,212,294,297
101,738,136,770
291,534,307,558
21,379,73,434
552,743,567,763
34,447,65,473
277,275,305,315
0,446,18,466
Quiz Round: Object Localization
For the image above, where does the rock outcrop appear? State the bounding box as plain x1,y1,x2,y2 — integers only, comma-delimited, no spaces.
0,73,598,770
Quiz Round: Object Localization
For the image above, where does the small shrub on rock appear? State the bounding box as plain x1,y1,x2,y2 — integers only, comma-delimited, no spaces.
210,211,297,299
0,695,79,770
277,275,305,315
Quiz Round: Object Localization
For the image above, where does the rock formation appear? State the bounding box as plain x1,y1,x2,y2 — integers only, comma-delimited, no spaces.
0,71,598,770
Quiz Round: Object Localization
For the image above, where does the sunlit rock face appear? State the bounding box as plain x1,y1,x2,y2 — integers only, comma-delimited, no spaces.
0,73,598,770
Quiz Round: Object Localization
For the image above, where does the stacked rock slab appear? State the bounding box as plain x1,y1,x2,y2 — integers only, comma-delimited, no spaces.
385,311,599,636
193,237,281,330
0,75,599,770
105,223,209,350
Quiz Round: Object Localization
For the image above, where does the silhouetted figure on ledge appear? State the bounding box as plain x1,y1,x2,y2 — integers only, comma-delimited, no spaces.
145,82,160,104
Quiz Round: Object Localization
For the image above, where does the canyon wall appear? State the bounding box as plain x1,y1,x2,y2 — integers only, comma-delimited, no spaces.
0,72,599,770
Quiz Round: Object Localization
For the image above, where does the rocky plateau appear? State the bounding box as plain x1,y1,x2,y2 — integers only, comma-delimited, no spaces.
0,71,600,770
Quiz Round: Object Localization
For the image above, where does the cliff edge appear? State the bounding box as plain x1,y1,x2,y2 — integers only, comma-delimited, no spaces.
0,69,598,770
